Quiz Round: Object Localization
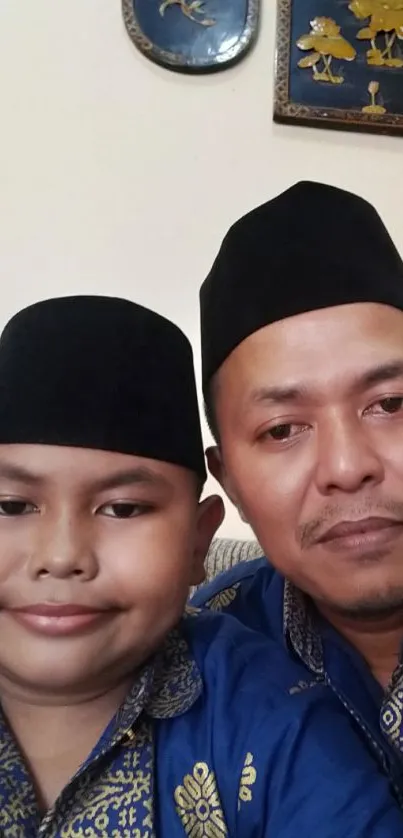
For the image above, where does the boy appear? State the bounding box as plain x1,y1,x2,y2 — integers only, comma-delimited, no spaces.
0,293,401,836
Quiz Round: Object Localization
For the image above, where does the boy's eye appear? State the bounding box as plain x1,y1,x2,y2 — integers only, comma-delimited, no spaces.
268,423,294,441
98,502,150,519
0,501,37,516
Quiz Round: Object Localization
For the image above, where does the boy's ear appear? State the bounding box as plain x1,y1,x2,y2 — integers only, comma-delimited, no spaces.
190,495,225,586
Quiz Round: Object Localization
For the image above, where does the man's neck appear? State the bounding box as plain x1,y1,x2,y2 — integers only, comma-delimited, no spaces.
317,605,403,689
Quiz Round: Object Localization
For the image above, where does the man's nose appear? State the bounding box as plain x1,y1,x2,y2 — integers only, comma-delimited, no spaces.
314,414,384,496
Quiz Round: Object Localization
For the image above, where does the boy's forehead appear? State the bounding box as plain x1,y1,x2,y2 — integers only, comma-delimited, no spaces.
0,444,185,489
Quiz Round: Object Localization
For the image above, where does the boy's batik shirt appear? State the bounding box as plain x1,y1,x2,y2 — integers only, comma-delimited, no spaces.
1,607,403,837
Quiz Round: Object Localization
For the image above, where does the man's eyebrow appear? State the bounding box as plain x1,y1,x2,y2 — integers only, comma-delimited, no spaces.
92,466,170,493
249,385,305,406
248,360,403,407
358,360,403,390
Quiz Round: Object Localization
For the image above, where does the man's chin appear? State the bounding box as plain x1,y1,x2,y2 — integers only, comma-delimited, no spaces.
321,588,403,622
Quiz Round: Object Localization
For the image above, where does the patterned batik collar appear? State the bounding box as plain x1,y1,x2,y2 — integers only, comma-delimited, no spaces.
112,619,203,743
282,579,324,677
283,580,403,761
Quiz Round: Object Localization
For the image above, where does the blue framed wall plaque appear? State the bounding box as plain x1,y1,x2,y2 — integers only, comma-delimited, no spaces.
122,0,260,73
274,0,403,135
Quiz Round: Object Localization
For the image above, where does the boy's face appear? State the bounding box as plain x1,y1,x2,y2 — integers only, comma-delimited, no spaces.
0,444,221,702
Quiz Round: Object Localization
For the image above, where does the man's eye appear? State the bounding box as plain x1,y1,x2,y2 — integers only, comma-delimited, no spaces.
264,423,307,442
0,501,37,516
258,423,309,444
378,397,403,414
99,502,149,519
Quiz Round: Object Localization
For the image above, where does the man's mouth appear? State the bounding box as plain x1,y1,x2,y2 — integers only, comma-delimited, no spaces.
316,517,403,554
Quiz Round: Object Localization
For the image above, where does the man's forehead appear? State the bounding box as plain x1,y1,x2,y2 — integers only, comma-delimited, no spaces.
225,304,403,360
216,303,403,402
247,361,403,405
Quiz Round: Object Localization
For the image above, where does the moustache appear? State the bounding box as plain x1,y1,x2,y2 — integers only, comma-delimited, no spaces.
298,498,403,550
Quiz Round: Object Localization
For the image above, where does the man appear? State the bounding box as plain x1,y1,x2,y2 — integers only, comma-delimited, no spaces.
193,181,403,803
1,293,401,836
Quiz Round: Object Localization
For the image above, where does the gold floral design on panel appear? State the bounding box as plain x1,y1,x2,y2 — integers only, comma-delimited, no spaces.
238,753,256,810
297,17,356,84
362,80,387,112
174,762,228,836
349,0,403,67
206,584,240,612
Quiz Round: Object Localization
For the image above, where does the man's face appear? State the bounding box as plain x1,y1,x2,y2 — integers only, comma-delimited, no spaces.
210,303,403,618
0,445,221,701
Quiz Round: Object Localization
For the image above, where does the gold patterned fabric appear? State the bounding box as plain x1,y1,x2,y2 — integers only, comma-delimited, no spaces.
174,762,229,837
380,665,403,753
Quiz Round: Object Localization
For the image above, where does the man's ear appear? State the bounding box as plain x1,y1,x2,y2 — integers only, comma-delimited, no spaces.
206,446,237,504
206,446,249,525
190,494,225,586
206,445,224,486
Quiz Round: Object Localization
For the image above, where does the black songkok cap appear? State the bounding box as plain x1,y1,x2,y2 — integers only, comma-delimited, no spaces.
0,295,206,481
200,181,403,392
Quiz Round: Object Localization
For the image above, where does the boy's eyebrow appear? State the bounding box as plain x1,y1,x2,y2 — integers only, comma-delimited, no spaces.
0,462,170,491
0,462,43,485
92,467,170,492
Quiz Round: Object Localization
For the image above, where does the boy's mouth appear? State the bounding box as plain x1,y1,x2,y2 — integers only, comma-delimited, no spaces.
7,603,113,636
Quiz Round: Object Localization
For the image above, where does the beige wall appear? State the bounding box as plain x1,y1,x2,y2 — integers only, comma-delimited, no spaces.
0,0,402,538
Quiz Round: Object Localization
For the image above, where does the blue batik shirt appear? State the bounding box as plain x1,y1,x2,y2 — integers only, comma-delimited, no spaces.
1,606,403,836
192,557,403,804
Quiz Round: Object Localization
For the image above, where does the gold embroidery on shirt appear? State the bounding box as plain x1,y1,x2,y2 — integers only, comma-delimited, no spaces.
185,605,202,617
380,666,403,752
174,762,228,836
0,721,39,835
238,753,256,810
51,722,154,838
148,630,202,718
206,584,240,612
